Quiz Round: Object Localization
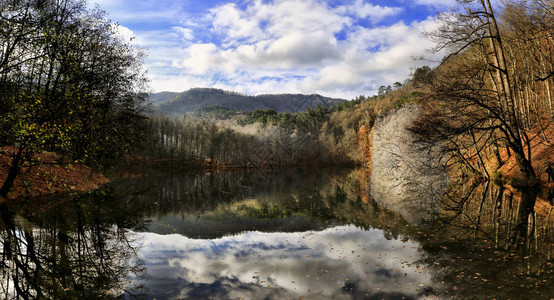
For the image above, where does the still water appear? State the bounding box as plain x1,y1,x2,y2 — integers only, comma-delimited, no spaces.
1,168,553,299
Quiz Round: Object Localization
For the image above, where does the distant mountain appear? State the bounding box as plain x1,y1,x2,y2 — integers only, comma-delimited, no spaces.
148,88,348,117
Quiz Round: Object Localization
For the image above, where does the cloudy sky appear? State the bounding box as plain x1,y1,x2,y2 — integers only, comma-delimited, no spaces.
92,0,455,99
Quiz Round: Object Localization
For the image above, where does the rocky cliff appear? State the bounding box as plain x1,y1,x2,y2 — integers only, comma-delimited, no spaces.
370,104,449,226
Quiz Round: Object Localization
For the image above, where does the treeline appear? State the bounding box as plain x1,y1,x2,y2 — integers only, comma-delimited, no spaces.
141,84,416,168
237,96,365,129
141,115,327,167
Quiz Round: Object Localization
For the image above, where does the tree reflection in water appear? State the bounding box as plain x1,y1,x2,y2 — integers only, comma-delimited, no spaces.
1,169,553,299
0,188,148,299
118,169,554,298
421,178,554,298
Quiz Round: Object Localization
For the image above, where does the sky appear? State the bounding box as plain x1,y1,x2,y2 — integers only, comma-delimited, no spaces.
91,0,456,99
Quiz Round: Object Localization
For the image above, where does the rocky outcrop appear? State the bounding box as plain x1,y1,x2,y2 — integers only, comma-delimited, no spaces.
370,104,449,226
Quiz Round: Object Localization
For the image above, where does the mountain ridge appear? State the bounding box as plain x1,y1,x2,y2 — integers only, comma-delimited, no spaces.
149,88,348,116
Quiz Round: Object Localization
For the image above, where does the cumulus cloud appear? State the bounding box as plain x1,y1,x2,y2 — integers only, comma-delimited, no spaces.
159,0,445,98
209,3,266,44
175,43,221,74
347,0,403,22
172,26,194,41
96,0,448,98
112,24,136,43
413,0,457,9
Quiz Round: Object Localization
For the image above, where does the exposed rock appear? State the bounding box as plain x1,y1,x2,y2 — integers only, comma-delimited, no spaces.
370,104,449,226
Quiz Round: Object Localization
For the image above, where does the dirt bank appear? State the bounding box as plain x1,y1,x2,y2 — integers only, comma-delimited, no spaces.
0,147,109,201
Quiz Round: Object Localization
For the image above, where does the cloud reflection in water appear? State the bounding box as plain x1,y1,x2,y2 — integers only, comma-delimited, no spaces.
134,225,435,299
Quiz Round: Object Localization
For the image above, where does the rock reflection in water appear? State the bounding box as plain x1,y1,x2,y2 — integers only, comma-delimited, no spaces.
2,168,553,299
370,105,450,226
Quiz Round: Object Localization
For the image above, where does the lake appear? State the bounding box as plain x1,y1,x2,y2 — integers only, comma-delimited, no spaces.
1,168,553,299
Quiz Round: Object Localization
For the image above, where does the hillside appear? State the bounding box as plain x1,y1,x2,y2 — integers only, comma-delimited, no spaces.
149,88,347,116
0,147,109,202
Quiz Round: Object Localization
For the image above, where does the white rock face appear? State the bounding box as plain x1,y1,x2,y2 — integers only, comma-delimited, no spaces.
370,104,449,225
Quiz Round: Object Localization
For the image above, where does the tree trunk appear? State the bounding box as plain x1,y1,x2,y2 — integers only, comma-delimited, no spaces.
0,146,24,199
481,0,536,179
545,78,553,117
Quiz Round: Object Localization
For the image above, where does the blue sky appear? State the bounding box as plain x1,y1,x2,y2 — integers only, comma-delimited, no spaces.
92,0,455,99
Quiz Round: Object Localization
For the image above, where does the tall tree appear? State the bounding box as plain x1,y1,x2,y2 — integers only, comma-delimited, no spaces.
0,0,149,198
422,0,545,179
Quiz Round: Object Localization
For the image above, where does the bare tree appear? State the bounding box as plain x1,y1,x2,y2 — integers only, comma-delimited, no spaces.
421,0,548,180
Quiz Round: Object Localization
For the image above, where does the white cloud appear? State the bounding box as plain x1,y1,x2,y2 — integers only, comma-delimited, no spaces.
162,0,438,97
112,24,136,43
149,74,215,93
175,43,222,74
413,0,457,9
296,19,441,94
348,0,403,22
254,0,351,36
209,3,265,44
172,26,194,41
100,0,446,98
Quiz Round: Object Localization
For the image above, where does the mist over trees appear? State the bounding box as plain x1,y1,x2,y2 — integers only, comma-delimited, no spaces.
141,85,418,168
1,0,551,201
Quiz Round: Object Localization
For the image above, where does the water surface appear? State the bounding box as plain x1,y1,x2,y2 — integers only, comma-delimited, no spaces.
1,168,553,299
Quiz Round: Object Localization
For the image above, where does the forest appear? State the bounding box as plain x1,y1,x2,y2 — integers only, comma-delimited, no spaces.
1,1,554,299
413,0,553,184
0,0,148,198
1,0,553,199
141,0,553,188
141,92,395,168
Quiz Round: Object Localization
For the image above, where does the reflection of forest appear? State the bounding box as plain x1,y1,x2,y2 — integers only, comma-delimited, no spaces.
115,169,380,238
2,169,553,298
0,190,148,299
439,179,554,254
421,179,554,299
117,169,413,238
132,169,554,298
126,169,554,298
